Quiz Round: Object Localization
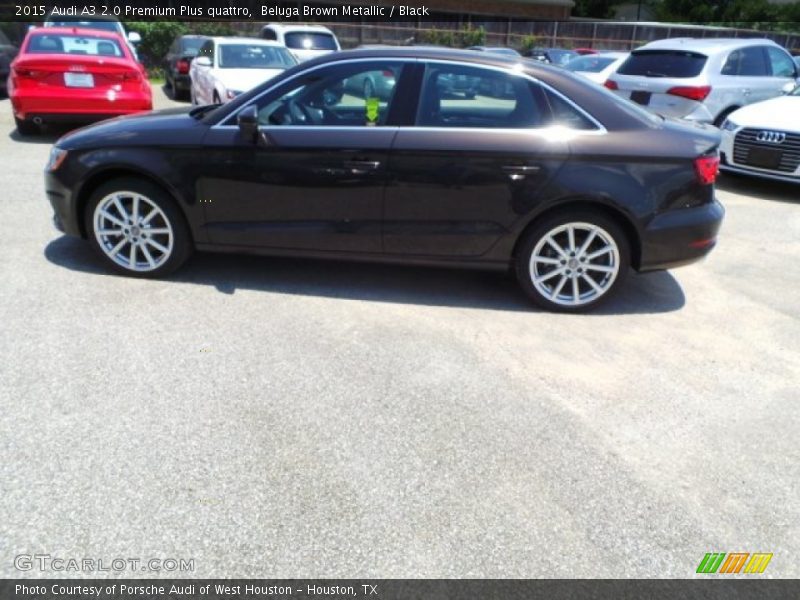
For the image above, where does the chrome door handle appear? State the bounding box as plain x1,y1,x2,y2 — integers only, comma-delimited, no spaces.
502,165,541,181
343,160,381,174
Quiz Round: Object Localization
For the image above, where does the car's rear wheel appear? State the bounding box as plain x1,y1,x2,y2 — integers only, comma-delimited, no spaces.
515,211,630,312
15,116,39,136
85,177,192,278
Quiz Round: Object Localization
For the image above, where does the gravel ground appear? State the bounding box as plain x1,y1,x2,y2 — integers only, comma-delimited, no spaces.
0,83,798,579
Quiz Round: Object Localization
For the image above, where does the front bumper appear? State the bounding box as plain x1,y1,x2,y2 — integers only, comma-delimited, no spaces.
638,199,725,272
45,170,82,238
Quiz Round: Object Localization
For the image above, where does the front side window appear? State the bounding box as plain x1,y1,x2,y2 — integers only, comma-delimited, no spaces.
256,61,405,127
766,47,796,78
416,64,545,128
197,40,213,60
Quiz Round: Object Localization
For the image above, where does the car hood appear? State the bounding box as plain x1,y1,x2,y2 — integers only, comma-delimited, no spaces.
215,68,285,93
729,96,800,131
56,106,206,150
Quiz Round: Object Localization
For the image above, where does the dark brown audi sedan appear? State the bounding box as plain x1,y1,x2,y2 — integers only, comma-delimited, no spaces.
45,47,724,311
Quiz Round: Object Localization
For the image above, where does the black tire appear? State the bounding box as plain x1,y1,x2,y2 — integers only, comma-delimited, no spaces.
713,107,738,128
15,116,39,136
514,209,630,312
84,177,193,278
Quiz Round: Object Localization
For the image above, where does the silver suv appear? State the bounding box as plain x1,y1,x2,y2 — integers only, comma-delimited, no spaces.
606,38,798,126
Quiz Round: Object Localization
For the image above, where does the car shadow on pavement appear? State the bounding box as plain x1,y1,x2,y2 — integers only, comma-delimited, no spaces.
8,126,71,145
717,173,799,204
44,236,685,315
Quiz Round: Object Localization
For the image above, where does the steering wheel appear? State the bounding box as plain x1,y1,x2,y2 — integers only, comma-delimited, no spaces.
288,99,310,125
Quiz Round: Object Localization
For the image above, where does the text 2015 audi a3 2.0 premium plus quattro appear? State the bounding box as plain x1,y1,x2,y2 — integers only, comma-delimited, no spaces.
44,47,724,312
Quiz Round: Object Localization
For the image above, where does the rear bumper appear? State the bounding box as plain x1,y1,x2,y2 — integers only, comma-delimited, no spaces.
11,89,152,121
173,74,191,90
638,199,725,272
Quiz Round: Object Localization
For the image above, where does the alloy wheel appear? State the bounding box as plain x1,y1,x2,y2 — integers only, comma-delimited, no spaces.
529,222,621,307
92,191,174,272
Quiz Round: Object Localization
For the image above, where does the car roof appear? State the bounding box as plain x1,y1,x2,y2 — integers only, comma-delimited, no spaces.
262,23,335,34
28,26,123,40
302,46,567,77
637,37,779,53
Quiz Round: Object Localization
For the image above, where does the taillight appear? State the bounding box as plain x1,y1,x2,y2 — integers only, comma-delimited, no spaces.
177,59,190,74
667,85,711,101
110,71,141,82
694,154,720,185
604,79,618,90
382,69,394,78
13,67,43,79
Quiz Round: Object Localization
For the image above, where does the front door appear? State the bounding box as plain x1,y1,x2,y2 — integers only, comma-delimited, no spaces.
199,60,411,253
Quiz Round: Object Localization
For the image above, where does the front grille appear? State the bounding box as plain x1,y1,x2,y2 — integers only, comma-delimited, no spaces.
733,128,800,173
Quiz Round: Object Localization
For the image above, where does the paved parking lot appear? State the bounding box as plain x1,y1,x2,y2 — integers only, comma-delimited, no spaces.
0,84,798,578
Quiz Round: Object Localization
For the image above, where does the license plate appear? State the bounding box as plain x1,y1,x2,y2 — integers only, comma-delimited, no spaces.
64,72,94,88
748,147,782,169
630,90,651,106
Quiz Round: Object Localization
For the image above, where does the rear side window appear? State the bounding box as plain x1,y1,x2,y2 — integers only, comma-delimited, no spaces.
722,47,768,76
541,88,598,130
260,28,277,41
617,50,707,78
417,64,546,128
284,32,337,51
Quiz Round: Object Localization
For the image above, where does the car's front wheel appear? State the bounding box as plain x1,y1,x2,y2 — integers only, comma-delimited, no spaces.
85,177,192,278
515,211,630,312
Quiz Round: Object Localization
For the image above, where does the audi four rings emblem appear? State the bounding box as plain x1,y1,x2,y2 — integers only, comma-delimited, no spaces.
756,131,786,143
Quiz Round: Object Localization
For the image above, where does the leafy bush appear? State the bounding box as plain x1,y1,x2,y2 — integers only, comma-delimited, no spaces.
123,21,237,67
519,35,542,54
419,25,486,48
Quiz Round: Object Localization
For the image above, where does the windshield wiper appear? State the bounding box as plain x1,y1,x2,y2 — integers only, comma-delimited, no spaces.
645,70,669,78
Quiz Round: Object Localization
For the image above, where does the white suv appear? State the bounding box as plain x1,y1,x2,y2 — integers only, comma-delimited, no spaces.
260,24,340,62
606,38,798,126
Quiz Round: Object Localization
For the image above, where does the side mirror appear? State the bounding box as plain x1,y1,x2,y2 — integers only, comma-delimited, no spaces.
128,31,141,44
194,56,211,68
781,81,796,95
237,105,259,143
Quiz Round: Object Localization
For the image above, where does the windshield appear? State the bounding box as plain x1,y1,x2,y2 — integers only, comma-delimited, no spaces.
26,33,125,57
617,50,707,78
182,38,206,55
218,44,296,69
46,20,120,33
284,32,337,51
566,55,617,73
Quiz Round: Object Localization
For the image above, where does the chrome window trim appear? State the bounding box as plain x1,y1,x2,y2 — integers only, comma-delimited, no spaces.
213,55,607,135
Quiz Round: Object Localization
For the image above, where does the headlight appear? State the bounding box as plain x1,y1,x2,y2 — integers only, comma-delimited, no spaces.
720,118,738,132
226,89,242,100
46,147,68,172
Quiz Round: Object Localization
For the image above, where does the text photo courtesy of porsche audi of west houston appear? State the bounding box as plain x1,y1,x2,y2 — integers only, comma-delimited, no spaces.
0,1,799,599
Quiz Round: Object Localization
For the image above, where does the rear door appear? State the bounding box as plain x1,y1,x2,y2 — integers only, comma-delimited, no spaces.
383,61,571,258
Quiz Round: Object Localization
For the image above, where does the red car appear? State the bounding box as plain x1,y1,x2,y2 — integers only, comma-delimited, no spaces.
9,27,152,135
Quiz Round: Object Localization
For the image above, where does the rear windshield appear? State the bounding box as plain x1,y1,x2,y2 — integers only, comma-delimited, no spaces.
617,50,707,78
284,32,337,51
218,44,296,69
26,33,125,57
46,20,120,33
566,55,618,73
